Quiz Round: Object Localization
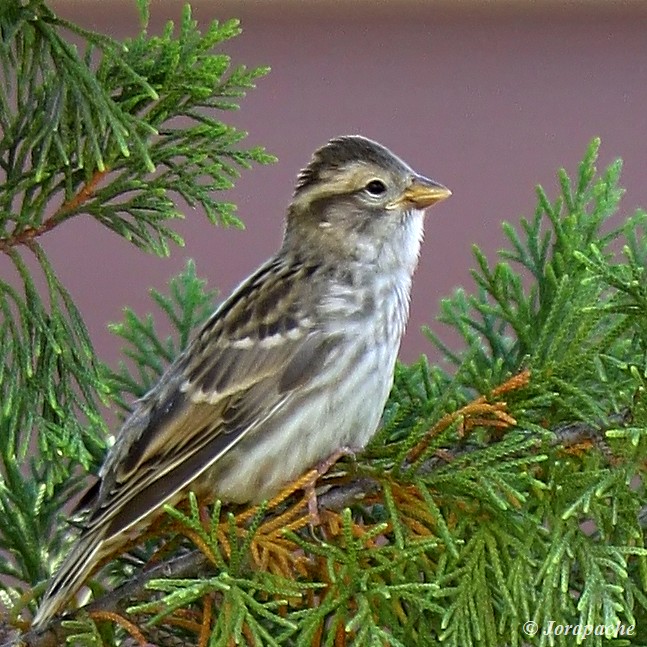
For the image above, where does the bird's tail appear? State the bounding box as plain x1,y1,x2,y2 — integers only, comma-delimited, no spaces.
32,527,105,630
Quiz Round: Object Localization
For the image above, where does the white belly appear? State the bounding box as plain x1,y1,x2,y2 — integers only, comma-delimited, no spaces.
211,337,397,503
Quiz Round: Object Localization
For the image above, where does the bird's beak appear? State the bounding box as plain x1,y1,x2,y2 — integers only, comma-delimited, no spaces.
404,175,452,208
390,175,452,210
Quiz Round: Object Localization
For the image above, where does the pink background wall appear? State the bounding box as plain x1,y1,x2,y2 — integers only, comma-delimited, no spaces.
35,2,647,366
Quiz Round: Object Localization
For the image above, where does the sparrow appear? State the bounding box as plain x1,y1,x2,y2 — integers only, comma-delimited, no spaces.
32,135,451,628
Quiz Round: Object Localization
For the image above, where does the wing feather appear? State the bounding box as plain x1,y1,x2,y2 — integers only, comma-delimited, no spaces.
84,255,327,542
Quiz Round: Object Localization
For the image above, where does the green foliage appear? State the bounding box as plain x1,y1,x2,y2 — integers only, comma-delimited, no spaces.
101,258,217,414
0,0,271,618
396,137,647,646
423,139,644,419
0,0,273,244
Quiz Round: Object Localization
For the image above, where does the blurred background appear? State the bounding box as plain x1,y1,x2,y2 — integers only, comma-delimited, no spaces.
45,0,647,366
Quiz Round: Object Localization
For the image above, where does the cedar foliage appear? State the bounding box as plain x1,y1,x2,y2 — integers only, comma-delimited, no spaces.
1,2,647,646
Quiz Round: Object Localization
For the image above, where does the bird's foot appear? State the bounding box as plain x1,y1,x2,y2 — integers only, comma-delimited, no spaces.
237,446,359,528
305,445,359,525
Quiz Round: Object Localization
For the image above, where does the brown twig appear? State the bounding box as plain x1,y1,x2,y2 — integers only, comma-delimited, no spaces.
197,595,213,647
0,169,108,254
10,551,209,647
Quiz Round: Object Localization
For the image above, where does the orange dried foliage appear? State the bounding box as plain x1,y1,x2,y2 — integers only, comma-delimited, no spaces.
407,369,530,463
89,610,148,645
164,613,202,633
198,595,213,647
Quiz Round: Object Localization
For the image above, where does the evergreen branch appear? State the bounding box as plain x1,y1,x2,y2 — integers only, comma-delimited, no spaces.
10,551,210,647
11,390,633,645
0,169,108,254
0,2,274,256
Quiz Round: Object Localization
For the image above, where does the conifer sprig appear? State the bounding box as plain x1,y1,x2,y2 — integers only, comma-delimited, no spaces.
0,0,272,619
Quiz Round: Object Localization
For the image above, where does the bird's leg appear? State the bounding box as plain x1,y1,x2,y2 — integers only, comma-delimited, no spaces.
318,445,359,475
305,446,359,525
238,446,359,528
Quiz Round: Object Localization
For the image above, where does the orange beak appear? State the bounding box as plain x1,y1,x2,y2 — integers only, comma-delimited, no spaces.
400,175,452,209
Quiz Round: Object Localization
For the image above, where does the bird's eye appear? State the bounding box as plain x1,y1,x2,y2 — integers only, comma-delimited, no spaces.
364,179,387,196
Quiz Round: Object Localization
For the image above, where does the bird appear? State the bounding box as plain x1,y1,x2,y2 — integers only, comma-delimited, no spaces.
32,135,451,628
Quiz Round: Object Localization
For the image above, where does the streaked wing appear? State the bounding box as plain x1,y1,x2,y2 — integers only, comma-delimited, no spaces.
86,255,329,538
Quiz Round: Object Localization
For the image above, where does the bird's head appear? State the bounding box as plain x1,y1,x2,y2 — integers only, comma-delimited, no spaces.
284,135,451,265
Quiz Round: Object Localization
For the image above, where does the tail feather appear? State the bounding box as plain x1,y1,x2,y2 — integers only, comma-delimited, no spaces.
32,528,106,629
